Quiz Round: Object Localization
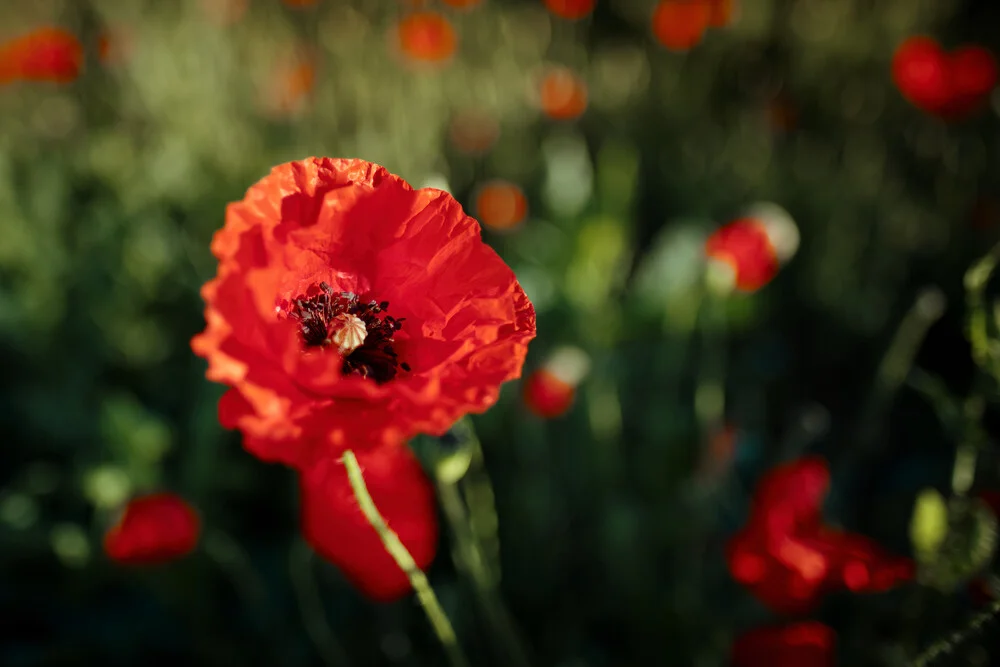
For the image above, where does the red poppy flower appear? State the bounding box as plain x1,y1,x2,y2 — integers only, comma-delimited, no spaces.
892,37,997,120
192,158,536,468
538,66,588,120
104,493,201,565
545,0,596,20
732,622,835,667
727,456,914,614
475,180,528,232
652,1,712,52
395,12,457,65
300,444,437,600
704,218,779,292
522,346,590,419
0,27,83,85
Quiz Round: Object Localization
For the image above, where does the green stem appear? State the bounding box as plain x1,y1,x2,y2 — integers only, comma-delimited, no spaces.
341,450,469,667
855,287,946,454
911,597,1000,667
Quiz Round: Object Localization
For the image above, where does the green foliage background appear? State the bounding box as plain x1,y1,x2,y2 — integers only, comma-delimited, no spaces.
4,0,1000,665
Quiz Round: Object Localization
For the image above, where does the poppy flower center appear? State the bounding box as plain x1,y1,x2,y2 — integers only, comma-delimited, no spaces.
284,282,410,384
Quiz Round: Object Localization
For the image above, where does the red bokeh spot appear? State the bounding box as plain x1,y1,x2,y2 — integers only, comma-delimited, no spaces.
892,36,997,120
545,0,596,20
397,12,457,64
539,67,588,120
652,1,712,52
705,218,779,292
476,181,528,231
104,494,201,565
523,369,576,419
0,27,83,85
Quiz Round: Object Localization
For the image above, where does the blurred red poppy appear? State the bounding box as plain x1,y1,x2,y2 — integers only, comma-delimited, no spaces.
652,1,712,52
300,445,438,600
545,0,596,20
104,493,201,565
192,157,536,468
727,456,914,614
523,346,590,419
732,622,835,667
396,12,457,64
523,370,574,418
539,66,588,120
0,27,83,85
892,37,997,120
475,180,528,231
704,218,779,292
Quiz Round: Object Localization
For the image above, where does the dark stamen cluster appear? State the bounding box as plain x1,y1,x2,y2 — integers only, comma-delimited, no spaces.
283,282,410,385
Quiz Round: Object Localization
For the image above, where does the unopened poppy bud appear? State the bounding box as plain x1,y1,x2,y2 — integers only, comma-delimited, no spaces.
329,313,367,356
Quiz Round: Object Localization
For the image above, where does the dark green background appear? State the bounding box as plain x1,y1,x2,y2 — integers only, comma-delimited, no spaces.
3,0,1000,665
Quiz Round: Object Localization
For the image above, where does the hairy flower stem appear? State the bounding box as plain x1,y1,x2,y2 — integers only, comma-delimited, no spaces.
912,597,1000,667
341,450,470,667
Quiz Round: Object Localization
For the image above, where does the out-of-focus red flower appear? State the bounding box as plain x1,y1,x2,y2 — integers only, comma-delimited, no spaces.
545,0,596,20
442,0,482,8
475,180,528,232
892,36,997,120
652,1,712,52
523,370,574,418
0,27,83,85
731,622,835,667
523,346,590,419
300,445,438,600
396,12,457,65
283,0,318,7
538,66,588,120
727,456,914,615
705,218,778,292
192,158,536,468
104,493,201,565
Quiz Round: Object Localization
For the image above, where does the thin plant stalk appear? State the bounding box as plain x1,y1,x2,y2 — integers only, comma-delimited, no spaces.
341,450,470,667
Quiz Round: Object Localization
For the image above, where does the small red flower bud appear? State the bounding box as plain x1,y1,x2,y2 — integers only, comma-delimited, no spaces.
104,493,200,565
